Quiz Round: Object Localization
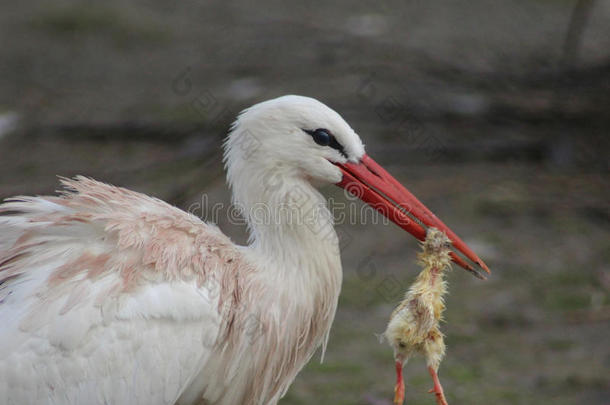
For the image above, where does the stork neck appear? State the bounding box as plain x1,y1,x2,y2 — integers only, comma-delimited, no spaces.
234,171,340,273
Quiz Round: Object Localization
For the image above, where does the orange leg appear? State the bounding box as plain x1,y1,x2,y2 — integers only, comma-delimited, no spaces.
427,366,448,405
394,361,405,405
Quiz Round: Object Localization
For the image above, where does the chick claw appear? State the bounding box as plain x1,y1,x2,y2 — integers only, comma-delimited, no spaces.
427,366,448,405
428,387,448,405
394,383,405,405
394,361,405,405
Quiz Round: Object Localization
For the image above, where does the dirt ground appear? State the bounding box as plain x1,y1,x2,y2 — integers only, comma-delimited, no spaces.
1,0,609,404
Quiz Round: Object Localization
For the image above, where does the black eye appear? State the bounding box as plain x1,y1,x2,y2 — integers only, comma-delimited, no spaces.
311,129,331,146
302,128,348,158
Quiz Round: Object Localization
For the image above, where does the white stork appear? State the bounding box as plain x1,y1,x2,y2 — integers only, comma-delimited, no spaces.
0,95,489,405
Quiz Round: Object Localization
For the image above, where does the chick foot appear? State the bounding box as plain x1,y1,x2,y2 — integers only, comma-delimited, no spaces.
427,366,448,405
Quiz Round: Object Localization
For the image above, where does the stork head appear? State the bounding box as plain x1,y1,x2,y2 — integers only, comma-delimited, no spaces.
224,95,490,277
225,95,363,186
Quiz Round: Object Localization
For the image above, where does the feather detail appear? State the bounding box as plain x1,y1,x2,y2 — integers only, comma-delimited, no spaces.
1,176,342,405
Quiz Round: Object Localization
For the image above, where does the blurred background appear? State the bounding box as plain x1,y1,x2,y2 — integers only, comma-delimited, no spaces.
1,0,609,403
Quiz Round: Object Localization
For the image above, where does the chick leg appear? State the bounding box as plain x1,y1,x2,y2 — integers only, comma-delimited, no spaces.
423,329,448,405
394,361,405,405
427,366,448,405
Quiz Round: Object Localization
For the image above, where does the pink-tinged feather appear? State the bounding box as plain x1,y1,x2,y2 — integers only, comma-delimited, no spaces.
59,282,90,315
0,175,341,405
1,176,250,316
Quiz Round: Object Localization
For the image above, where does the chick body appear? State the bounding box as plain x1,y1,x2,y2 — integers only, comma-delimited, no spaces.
384,228,452,405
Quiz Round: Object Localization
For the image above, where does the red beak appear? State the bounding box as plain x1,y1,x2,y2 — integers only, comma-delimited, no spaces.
335,154,490,279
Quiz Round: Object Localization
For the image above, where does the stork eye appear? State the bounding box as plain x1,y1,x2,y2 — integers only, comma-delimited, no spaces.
302,128,348,158
312,129,331,146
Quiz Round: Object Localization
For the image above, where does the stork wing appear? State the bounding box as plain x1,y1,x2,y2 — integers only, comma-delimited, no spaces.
0,177,245,405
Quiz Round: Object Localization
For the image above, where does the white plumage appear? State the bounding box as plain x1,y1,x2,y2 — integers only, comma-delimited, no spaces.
0,96,361,405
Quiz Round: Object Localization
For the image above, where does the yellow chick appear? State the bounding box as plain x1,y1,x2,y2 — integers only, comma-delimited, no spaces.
384,228,452,405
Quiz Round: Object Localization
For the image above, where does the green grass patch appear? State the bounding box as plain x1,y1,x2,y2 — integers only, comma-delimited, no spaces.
542,289,590,311
305,360,364,375
445,363,483,382
545,338,574,352
30,5,170,46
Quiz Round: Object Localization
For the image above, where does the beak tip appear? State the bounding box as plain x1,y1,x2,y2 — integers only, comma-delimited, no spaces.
470,268,487,280
478,260,491,274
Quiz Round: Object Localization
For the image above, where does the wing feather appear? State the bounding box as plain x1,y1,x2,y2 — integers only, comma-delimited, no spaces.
0,176,246,405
